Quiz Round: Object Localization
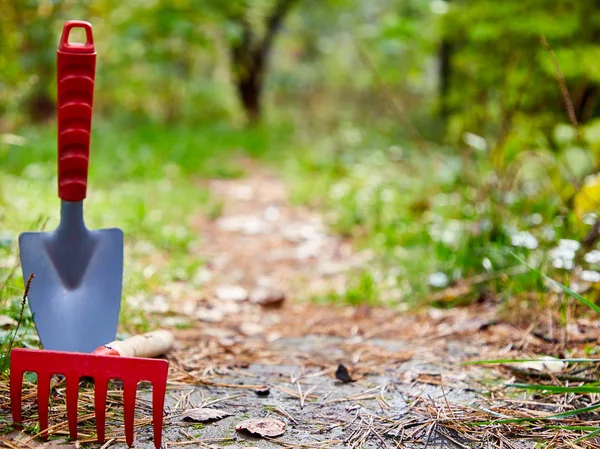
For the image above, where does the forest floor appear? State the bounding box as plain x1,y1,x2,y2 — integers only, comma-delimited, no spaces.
2,164,600,448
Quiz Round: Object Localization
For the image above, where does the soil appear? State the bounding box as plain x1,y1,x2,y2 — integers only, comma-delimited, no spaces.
4,165,599,448
144,166,531,448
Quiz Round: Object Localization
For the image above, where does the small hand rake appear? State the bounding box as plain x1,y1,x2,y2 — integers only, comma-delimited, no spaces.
10,330,173,449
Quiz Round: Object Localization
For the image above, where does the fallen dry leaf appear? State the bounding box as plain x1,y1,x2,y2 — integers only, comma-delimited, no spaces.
0,315,17,328
255,385,271,396
1,430,68,449
239,322,264,336
127,294,170,314
43,442,78,449
335,364,355,383
181,407,232,422
507,356,567,373
161,316,190,328
196,307,224,323
249,287,285,308
235,418,286,438
282,221,323,242
215,285,248,302
217,215,269,235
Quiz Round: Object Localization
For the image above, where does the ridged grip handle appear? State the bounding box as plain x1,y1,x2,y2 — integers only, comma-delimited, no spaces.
57,21,96,202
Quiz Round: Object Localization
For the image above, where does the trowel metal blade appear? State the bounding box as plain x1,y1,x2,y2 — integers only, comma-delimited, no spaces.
19,228,123,353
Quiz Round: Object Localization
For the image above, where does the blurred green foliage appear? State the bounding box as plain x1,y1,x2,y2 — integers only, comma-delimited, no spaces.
440,1,600,160
0,0,437,128
3,1,600,137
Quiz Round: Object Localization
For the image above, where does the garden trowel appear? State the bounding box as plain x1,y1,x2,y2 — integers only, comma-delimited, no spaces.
19,21,123,353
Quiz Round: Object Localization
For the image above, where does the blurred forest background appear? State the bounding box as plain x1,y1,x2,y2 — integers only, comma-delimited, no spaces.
2,0,600,321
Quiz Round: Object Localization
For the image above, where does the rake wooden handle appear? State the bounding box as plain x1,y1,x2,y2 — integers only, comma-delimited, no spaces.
94,330,174,358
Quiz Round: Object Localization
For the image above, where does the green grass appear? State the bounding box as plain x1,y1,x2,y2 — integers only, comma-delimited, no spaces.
1,114,600,370
272,121,598,311
0,119,291,371
1,120,284,181
463,265,600,442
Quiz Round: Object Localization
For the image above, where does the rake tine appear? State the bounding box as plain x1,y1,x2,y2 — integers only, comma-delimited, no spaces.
37,373,51,439
123,380,137,447
94,376,108,443
9,366,23,428
152,377,167,449
66,375,80,440
9,331,172,449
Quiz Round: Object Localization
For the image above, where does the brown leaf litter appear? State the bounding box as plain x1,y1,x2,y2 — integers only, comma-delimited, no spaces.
3,166,600,448
235,418,286,438
180,408,232,423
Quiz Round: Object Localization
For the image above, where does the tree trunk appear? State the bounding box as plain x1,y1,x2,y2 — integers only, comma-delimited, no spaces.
19,2,60,122
438,39,452,121
229,0,300,124
574,83,599,123
235,55,264,124
27,89,55,122
438,0,453,123
231,26,265,124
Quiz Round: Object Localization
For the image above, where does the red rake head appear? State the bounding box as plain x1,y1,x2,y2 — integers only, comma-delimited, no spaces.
10,348,168,449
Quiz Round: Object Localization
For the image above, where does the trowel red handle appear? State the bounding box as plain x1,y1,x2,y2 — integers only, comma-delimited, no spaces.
57,20,96,202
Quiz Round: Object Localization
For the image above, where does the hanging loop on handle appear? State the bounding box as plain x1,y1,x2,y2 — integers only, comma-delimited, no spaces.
59,20,95,53
57,20,97,202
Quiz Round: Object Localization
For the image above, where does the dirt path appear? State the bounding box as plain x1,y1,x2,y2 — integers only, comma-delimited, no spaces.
145,167,539,448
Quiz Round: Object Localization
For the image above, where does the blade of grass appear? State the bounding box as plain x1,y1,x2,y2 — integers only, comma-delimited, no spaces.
470,402,600,425
511,252,600,315
463,357,600,365
548,425,600,431
509,383,600,394
574,428,600,443
0,274,34,373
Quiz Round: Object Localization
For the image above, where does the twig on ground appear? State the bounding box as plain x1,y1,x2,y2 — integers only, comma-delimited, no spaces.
351,36,428,150
7,273,34,355
540,35,580,139
273,401,299,425
99,438,118,449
